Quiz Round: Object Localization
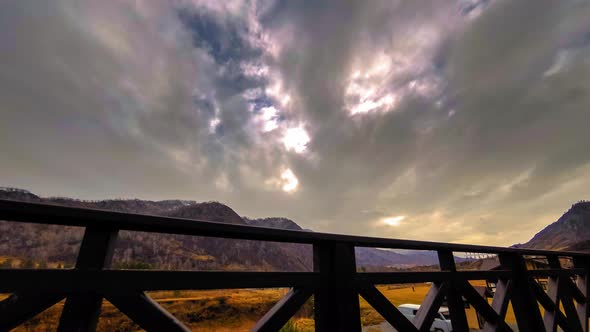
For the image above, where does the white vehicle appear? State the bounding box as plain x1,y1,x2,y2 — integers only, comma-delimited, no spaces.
397,304,453,332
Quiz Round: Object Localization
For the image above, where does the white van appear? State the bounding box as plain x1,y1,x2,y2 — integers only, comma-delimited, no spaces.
397,304,453,332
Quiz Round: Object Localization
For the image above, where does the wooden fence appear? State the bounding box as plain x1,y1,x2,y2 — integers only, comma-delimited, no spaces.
0,199,588,332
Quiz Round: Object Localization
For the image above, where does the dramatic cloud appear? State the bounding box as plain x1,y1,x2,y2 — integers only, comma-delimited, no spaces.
2,0,590,246
382,216,406,227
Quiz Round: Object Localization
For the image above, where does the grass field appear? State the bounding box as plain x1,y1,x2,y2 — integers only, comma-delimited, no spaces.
360,282,521,329
2,289,313,332
2,281,527,331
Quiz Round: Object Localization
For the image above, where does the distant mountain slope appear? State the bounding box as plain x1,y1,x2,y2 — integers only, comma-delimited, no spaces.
355,247,442,267
165,202,246,225
0,187,41,202
244,217,303,230
0,187,461,270
517,201,590,251
564,240,590,252
0,188,310,270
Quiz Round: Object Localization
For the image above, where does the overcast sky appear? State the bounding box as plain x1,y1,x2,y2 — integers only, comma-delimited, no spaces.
2,0,590,246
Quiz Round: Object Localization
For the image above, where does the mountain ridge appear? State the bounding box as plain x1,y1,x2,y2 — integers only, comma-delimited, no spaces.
0,187,443,270
516,201,590,251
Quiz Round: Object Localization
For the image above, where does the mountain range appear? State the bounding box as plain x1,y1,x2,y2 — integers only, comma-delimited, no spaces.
2,187,587,272
515,200,590,251
0,187,444,271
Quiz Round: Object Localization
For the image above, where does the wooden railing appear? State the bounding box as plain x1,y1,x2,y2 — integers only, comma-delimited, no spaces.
0,199,589,332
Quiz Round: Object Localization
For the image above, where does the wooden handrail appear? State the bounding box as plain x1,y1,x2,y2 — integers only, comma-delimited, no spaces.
0,199,589,332
1,199,588,256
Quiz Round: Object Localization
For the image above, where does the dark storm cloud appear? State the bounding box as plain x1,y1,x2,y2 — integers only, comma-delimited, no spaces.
2,0,590,246
254,0,590,243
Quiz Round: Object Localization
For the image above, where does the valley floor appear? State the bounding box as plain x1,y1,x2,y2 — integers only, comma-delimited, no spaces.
2,282,523,331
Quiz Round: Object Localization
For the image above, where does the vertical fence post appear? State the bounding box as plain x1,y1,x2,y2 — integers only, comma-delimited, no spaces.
574,257,590,332
499,253,545,332
544,255,561,332
313,241,361,332
438,250,469,331
57,226,118,332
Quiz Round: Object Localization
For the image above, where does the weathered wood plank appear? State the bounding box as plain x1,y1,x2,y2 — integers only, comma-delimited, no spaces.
0,199,589,332
489,280,511,323
313,242,361,332
58,227,118,332
414,282,448,332
561,278,584,332
251,288,313,332
499,254,545,332
0,292,64,331
574,257,590,332
0,270,320,293
358,285,419,332
2,199,590,257
106,291,191,332
543,276,560,332
438,250,469,332
460,281,512,332
530,279,570,331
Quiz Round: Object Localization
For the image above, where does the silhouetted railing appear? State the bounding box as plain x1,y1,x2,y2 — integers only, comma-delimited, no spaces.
0,199,589,332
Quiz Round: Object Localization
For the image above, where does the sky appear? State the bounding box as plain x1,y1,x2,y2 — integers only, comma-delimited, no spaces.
2,0,590,246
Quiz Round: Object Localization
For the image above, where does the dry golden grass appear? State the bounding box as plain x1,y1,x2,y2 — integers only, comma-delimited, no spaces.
0,255,68,269
0,256,21,266
3,282,549,331
11,301,65,332
6,288,313,332
361,284,480,328
362,281,521,329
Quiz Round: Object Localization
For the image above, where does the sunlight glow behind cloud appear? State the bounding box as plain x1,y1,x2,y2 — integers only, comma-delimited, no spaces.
259,106,279,132
383,216,406,227
209,118,221,133
3,0,590,247
282,126,310,153
281,168,299,193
